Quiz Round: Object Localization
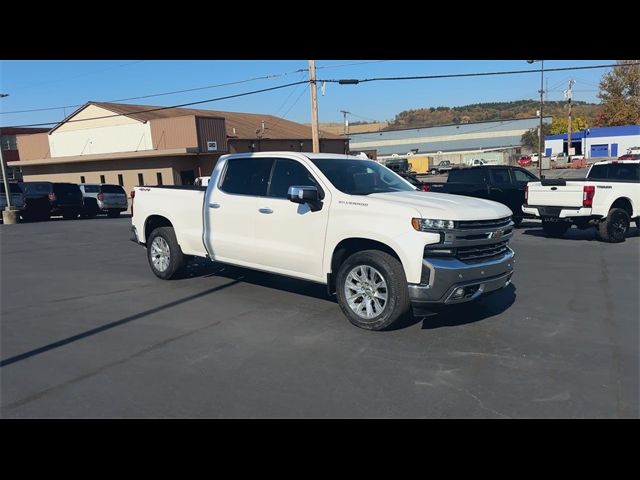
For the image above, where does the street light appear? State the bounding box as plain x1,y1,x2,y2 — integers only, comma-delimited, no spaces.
527,60,544,178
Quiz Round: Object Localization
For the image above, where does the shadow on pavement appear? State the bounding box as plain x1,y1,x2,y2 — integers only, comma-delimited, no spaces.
391,284,517,331
182,258,336,303
523,225,639,241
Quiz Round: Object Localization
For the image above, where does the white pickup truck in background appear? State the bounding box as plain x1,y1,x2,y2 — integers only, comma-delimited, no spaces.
131,152,516,331
523,159,639,242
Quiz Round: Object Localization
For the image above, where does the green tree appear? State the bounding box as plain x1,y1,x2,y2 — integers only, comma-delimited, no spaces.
521,124,552,151
550,116,589,135
596,60,640,126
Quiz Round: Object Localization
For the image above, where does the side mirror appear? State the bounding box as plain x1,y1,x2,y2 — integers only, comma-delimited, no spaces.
287,186,322,211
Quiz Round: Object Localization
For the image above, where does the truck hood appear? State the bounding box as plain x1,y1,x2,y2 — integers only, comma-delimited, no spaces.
368,191,513,220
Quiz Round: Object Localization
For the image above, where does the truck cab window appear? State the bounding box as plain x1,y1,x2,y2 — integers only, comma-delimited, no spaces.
268,159,319,198
220,158,274,196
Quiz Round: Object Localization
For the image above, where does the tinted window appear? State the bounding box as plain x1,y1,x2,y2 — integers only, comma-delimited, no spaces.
220,158,274,196
102,185,126,194
490,168,512,185
268,159,318,198
310,158,415,195
512,169,537,183
0,183,22,194
589,163,640,181
448,168,486,183
54,183,82,195
20,182,52,194
83,185,100,193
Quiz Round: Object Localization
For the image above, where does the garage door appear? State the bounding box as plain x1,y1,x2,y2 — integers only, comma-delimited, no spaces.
590,144,609,157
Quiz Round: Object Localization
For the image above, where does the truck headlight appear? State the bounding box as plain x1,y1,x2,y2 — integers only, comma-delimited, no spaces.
411,218,455,231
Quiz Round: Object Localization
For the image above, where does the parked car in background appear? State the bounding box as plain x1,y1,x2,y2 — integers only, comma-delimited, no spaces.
466,159,486,167
627,146,640,155
530,153,540,164
618,153,640,160
79,183,128,217
0,183,26,221
430,160,454,175
422,165,539,227
19,181,84,220
384,158,410,174
518,156,532,167
194,176,210,187
523,159,639,242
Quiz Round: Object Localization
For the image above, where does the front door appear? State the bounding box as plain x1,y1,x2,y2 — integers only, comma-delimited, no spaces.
253,157,331,280
488,167,516,212
204,157,273,265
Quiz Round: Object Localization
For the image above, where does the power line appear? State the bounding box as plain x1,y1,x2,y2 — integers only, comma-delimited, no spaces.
1,68,308,115
323,62,640,84
2,80,309,129
316,60,389,70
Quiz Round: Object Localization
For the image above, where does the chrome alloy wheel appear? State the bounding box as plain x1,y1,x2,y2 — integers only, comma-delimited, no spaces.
344,265,388,319
150,236,171,272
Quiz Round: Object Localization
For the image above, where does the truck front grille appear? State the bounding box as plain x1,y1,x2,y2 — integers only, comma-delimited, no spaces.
456,217,512,230
456,240,510,262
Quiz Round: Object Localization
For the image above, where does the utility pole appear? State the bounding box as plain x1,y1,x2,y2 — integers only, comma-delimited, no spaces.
565,79,575,162
0,92,18,224
528,60,544,178
340,110,351,136
308,60,320,153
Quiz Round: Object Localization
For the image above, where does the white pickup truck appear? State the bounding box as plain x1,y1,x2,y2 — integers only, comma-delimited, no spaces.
523,159,639,242
131,152,516,330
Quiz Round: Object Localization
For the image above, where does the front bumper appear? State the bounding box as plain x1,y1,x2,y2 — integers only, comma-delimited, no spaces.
408,248,515,307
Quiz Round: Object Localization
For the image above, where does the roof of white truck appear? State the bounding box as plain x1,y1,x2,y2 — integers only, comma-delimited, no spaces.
593,159,640,165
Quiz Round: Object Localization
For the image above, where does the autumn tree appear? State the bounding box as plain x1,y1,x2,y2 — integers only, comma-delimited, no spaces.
521,124,552,151
596,60,640,126
550,116,589,135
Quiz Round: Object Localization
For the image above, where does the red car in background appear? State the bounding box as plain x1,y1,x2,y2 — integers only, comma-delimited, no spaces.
518,156,532,167
618,154,640,160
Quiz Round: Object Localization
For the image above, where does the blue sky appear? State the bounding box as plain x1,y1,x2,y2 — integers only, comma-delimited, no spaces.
0,60,611,128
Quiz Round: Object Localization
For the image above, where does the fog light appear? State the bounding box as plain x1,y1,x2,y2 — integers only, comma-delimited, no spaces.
452,287,465,299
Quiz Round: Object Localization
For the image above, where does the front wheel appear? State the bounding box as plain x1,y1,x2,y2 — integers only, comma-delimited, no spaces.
597,208,629,243
542,219,570,238
336,250,410,331
147,227,185,279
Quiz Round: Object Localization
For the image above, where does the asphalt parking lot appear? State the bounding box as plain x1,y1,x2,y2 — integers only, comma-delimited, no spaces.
1,215,638,418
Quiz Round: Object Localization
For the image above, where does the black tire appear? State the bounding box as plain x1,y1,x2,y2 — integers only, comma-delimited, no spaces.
335,250,410,331
597,208,630,243
62,210,79,220
542,219,570,238
512,216,523,228
107,210,120,218
147,226,185,280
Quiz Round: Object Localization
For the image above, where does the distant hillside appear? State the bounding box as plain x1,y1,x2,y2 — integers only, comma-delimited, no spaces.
319,122,388,135
386,100,600,129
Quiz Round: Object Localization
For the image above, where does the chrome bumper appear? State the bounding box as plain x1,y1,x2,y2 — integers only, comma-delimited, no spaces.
408,248,515,305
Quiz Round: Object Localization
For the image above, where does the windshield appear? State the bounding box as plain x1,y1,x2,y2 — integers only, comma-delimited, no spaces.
310,158,416,195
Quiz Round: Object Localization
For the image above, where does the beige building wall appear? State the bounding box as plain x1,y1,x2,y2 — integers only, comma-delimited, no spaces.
17,132,51,161
49,105,153,158
150,115,198,150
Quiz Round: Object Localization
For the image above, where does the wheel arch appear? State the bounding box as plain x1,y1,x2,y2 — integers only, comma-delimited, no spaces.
144,215,173,244
610,197,634,217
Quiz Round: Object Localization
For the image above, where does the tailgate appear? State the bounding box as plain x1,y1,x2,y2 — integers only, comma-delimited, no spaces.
528,182,584,207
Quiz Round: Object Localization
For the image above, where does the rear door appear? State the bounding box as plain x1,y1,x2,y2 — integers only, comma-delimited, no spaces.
488,167,515,211
204,157,274,265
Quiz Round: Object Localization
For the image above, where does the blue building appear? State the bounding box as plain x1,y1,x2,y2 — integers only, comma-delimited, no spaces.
348,116,552,158
544,125,640,159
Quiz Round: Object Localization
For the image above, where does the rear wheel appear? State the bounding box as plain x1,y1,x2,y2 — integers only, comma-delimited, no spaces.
147,226,185,279
597,208,629,243
336,250,410,331
542,218,570,238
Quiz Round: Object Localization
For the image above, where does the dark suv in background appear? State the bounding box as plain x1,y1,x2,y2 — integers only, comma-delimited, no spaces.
19,182,84,220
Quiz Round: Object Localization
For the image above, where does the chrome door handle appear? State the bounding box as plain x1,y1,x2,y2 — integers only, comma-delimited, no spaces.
258,207,273,214
209,203,221,208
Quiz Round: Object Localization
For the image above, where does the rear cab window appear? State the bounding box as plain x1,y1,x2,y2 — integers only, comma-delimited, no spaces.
589,163,640,181
101,185,126,194
447,168,486,183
